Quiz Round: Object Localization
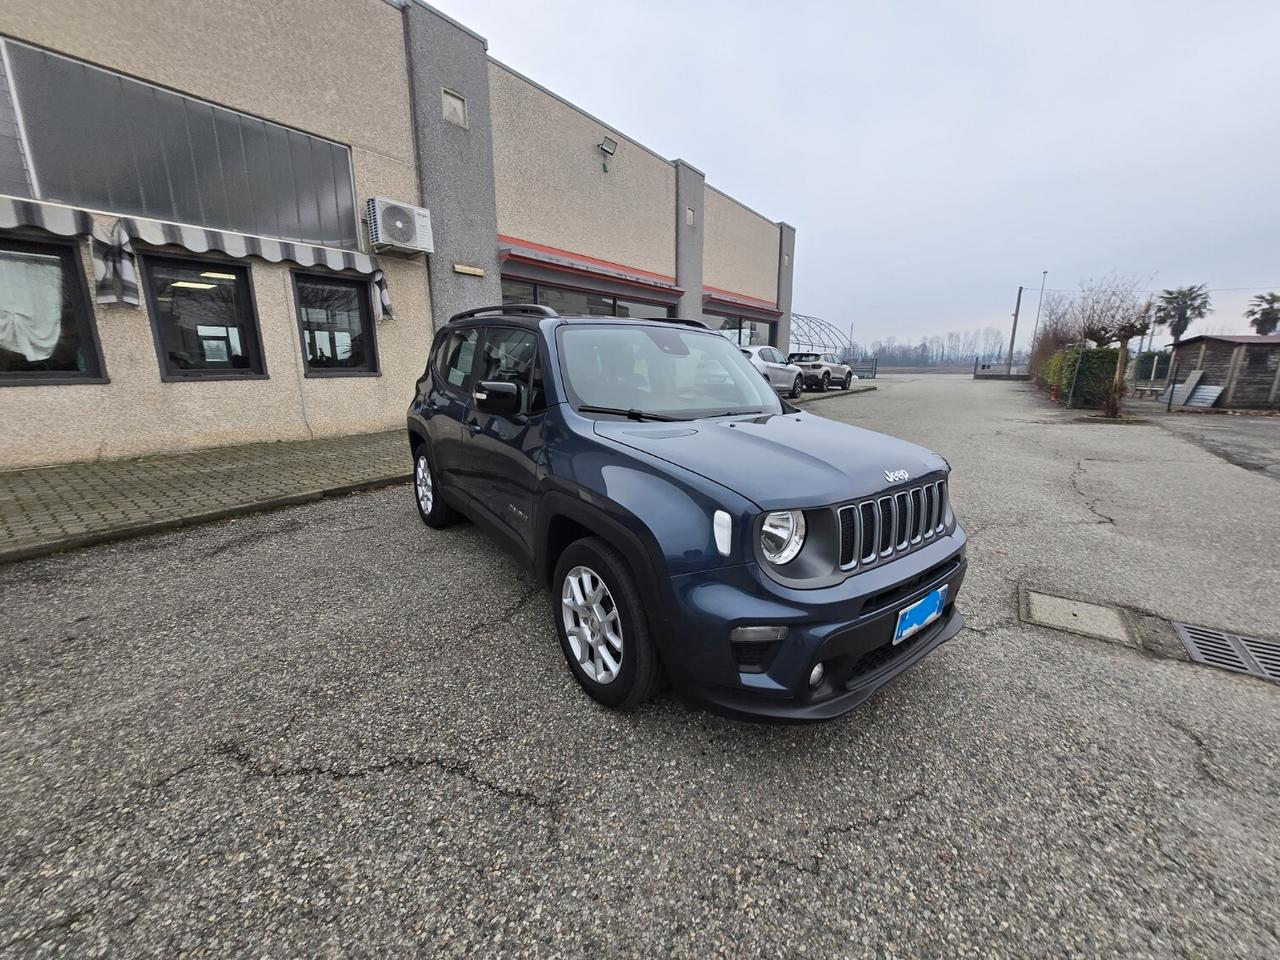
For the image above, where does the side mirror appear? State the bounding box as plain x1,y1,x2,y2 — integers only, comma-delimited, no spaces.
473,380,521,417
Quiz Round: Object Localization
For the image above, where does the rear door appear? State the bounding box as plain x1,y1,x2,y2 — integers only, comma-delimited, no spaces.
423,325,480,487
765,348,791,388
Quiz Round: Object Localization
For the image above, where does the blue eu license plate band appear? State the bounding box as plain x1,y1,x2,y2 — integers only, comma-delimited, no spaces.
894,585,948,645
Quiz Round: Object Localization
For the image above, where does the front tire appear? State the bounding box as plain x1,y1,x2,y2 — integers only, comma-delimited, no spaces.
789,375,803,399
413,446,459,528
553,537,661,710
842,373,852,390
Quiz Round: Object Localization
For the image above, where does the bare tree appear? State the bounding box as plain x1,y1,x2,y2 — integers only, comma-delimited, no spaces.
1059,276,1152,416
1028,291,1078,382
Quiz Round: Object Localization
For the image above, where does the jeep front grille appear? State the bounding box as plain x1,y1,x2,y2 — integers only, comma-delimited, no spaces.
838,479,948,570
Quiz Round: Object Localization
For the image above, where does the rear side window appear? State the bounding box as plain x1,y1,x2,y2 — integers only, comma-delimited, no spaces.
433,327,478,393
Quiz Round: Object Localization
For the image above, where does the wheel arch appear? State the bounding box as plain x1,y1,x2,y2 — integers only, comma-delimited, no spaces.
536,491,672,639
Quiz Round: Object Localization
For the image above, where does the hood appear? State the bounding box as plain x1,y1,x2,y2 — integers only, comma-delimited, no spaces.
593,411,948,511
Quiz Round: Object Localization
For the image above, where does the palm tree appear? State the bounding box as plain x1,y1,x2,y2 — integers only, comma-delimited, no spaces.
1154,284,1212,345
1245,292,1280,336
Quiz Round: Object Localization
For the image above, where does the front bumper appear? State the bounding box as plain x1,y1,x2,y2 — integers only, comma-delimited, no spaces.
661,531,967,721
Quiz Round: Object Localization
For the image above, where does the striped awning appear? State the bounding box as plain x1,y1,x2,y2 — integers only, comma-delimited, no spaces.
0,195,115,292
101,217,394,318
0,196,394,319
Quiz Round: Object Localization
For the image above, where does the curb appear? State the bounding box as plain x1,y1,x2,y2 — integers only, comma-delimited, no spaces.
794,384,878,406
0,472,410,566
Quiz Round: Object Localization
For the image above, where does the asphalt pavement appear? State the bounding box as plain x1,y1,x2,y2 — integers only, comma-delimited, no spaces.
2,375,1277,958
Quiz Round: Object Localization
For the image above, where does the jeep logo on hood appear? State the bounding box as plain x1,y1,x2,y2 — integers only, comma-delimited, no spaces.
884,469,911,484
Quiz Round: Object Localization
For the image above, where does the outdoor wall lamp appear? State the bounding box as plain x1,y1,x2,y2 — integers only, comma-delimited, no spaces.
598,136,617,172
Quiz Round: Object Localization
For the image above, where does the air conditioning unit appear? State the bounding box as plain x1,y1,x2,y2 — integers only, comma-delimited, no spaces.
366,197,434,254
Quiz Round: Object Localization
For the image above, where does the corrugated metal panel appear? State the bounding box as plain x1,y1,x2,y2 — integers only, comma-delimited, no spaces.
0,42,35,199
1185,385,1223,407
4,40,359,250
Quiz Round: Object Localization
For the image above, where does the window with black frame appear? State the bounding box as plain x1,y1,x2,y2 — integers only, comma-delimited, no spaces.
0,236,105,384
294,275,377,375
142,258,264,378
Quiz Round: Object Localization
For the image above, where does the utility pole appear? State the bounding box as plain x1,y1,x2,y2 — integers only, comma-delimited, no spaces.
1028,270,1048,352
1006,285,1023,375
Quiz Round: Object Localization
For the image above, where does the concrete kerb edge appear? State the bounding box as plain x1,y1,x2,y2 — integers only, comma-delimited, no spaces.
793,385,878,406
0,473,412,565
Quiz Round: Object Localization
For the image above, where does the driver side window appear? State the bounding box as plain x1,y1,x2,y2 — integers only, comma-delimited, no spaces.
476,327,539,414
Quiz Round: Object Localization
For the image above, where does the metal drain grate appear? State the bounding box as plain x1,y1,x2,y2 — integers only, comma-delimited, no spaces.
1173,622,1280,683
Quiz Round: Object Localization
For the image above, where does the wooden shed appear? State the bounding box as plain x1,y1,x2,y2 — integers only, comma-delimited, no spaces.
1169,335,1280,409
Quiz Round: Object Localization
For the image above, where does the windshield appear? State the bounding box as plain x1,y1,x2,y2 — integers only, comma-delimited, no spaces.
558,324,784,419
790,353,819,362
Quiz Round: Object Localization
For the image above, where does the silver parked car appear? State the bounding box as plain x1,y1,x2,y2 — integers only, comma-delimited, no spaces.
788,352,857,391
741,345,803,399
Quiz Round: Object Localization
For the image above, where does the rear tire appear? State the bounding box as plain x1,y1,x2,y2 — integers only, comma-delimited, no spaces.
413,446,460,528
789,375,803,399
820,372,831,392
552,537,661,710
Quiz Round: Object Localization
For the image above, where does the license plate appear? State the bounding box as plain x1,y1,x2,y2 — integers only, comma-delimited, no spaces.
893,585,948,645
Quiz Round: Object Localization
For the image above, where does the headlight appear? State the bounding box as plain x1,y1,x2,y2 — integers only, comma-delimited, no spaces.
760,510,806,565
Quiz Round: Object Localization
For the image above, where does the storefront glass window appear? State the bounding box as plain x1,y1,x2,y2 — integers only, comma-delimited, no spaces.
502,280,536,305
501,278,673,319
537,285,614,317
615,297,670,319
703,313,774,347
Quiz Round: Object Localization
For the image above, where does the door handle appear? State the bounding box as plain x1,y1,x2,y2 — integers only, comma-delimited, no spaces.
465,420,480,435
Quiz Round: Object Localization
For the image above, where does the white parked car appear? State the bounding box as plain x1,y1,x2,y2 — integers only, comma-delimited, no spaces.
741,345,804,399
788,352,857,391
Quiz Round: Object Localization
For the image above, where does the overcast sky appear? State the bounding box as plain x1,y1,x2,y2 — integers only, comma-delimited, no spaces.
438,0,1278,348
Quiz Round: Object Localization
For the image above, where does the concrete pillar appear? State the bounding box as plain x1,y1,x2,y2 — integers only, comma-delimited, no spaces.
775,222,796,352
402,2,501,329
673,159,705,321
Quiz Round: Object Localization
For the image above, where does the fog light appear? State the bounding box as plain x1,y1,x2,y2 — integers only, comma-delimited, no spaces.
808,662,825,688
730,625,788,643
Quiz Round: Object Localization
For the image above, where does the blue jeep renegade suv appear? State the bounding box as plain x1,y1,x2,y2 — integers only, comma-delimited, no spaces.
407,305,967,720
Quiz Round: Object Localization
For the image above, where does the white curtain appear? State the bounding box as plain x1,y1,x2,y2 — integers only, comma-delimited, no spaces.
0,251,64,362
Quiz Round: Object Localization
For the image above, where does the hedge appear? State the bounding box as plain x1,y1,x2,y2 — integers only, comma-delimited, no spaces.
1042,347,1119,408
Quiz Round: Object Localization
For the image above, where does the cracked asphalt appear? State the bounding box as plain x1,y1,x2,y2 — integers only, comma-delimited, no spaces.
2,375,1278,958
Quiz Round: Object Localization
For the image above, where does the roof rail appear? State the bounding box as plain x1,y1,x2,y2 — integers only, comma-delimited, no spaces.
448,303,559,323
659,316,709,329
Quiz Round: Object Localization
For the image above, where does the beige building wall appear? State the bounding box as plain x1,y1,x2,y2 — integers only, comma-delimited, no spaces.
0,0,430,468
489,61,676,279
703,186,780,304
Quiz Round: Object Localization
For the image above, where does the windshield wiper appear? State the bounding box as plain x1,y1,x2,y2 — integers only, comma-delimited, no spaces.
577,405,682,422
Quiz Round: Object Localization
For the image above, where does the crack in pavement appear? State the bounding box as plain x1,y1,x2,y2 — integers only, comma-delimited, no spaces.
1162,715,1231,790
208,740,560,811
1069,460,1117,525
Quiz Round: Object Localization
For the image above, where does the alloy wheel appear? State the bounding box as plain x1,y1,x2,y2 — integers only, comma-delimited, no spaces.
561,565,624,684
415,454,434,515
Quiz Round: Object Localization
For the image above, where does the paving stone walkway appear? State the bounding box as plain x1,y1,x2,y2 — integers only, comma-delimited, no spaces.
0,431,409,563
0,388,877,565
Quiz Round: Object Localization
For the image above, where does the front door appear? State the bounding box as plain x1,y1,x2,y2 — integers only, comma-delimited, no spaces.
463,326,544,551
